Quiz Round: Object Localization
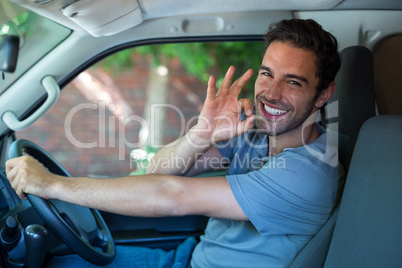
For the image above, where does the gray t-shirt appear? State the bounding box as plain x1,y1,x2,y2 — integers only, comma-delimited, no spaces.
191,129,339,267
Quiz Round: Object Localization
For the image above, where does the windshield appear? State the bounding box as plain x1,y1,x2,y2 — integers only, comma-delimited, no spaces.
0,10,71,93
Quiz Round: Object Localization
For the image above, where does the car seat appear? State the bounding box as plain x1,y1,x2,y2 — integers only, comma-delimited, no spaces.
289,46,376,267
324,115,402,267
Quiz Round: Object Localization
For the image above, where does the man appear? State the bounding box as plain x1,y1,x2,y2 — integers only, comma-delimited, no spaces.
6,18,341,267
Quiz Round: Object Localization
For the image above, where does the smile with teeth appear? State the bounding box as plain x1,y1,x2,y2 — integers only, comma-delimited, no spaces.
264,104,288,116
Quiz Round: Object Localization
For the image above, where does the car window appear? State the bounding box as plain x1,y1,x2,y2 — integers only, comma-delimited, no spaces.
0,11,71,92
16,41,263,177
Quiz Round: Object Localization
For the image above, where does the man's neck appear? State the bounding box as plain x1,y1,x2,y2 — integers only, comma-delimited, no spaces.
268,124,321,156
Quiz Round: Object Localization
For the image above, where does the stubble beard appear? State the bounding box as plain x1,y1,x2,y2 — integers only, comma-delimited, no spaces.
255,99,316,137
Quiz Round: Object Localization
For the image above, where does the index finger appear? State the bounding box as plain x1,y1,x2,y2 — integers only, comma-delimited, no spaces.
216,66,236,96
206,75,217,101
229,69,254,97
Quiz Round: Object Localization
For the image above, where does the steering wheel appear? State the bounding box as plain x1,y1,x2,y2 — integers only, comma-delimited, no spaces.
8,139,115,266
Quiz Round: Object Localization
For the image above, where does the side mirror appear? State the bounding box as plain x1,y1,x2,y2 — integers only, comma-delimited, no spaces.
0,35,20,73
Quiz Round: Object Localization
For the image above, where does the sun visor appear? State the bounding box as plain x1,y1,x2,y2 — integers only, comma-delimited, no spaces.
61,0,143,37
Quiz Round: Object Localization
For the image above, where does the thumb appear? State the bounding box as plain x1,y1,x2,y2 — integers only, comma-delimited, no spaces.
237,114,255,136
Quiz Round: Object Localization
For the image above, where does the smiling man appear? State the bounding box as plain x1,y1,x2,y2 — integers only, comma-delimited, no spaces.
6,19,341,267
254,41,332,154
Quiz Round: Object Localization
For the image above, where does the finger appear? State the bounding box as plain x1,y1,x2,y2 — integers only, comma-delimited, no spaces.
5,158,19,174
206,75,217,100
5,158,22,184
10,172,20,192
6,165,17,184
237,114,256,136
230,69,254,97
9,171,25,200
15,180,27,200
11,166,30,200
217,66,236,95
238,98,254,116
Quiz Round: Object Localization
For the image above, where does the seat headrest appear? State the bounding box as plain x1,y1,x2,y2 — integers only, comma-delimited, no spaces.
327,46,376,170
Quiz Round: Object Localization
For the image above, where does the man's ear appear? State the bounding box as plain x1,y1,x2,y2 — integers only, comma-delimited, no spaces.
315,81,336,109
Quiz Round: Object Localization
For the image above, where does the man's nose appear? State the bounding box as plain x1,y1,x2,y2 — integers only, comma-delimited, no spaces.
265,81,283,101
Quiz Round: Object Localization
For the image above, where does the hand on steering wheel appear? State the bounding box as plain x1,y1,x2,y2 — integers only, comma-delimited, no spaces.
8,139,115,266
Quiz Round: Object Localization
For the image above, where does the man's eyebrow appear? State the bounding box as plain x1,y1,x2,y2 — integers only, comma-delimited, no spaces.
259,65,272,73
259,65,309,85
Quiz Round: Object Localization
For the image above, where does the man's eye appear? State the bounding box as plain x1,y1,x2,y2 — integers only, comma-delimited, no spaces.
289,80,302,87
262,72,271,77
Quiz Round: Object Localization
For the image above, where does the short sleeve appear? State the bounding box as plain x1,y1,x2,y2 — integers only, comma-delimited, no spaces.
227,152,336,236
215,135,238,160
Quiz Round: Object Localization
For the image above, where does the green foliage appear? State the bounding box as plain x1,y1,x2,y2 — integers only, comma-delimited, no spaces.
129,146,158,175
100,49,135,74
212,41,263,99
1,12,30,38
160,43,215,82
100,41,264,99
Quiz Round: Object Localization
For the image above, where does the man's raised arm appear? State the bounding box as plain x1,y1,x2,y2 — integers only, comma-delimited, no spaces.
146,66,255,176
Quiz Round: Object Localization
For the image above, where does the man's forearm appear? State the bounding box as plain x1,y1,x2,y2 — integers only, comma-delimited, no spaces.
50,173,247,220
6,155,245,219
53,174,187,217
146,128,212,175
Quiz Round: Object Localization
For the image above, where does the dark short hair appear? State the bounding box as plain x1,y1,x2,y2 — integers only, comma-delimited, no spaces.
264,19,341,93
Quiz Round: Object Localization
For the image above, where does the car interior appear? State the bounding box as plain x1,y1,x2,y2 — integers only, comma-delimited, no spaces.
0,0,401,267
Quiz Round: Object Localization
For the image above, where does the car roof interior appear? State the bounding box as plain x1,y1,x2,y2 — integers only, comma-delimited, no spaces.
3,0,402,37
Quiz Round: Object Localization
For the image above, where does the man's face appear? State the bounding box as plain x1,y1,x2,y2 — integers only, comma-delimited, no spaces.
254,41,321,136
